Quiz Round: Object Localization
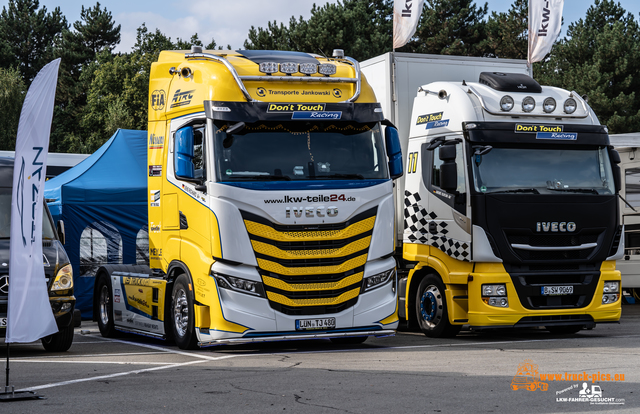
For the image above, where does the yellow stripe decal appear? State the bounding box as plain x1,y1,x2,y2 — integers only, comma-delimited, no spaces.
262,272,363,292
244,216,375,242
257,254,367,276
251,237,371,260
266,287,360,307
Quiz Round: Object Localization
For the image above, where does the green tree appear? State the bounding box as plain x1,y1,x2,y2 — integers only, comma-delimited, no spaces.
0,67,26,150
245,0,393,61
51,2,121,152
73,25,223,153
400,0,488,56
537,0,640,133
0,0,67,84
479,0,528,59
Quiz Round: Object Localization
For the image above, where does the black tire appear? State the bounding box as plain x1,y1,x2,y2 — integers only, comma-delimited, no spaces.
96,273,116,338
171,274,198,349
41,325,74,352
330,336,368,345
546,325,583,334
415,274,461,338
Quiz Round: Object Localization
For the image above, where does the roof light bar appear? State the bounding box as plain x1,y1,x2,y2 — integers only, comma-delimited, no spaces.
299,63,318,75
279,62,298,74
259,62,278,74
318,64,337,76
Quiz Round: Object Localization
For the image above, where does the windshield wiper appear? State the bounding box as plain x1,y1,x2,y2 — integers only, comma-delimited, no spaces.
546,188,598,194
318,173,365,180
492,188,540,194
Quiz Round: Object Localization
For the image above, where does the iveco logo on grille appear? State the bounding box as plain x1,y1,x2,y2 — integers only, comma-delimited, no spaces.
285,206,338,218
536,222,576,232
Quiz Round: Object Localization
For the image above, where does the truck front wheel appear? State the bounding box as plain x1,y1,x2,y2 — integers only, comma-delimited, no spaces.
97,273,116,337
415,274,461,338
171,274,198,349
41,325,74,352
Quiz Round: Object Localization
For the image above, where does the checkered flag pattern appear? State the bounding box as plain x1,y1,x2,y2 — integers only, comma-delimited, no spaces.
404,190,470,261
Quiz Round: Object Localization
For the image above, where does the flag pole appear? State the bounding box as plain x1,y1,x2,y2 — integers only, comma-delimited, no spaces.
0,343,42,401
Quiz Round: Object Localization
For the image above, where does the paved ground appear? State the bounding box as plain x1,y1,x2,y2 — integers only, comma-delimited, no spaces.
1,303,639,413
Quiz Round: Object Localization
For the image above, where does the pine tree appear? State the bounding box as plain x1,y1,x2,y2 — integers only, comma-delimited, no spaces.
399,0,488,56
0,0,67,84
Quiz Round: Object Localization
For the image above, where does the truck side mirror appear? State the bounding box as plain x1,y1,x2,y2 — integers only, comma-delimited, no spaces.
175,126,195,179
385,126,403,179
609,148,621,194
439,143,457,193
57,220,65,245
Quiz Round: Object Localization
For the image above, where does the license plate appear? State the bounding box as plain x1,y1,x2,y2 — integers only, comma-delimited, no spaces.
0,317,6,328
295,317,336,331
541,285,574,296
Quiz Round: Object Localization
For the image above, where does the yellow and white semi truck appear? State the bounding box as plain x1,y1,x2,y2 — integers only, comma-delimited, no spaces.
362,52,623,337
93,48,403,349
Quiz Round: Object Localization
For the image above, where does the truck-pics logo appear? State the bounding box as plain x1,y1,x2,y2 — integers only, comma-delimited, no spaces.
151,89,166,110
170,89,195,109
511,360,549,391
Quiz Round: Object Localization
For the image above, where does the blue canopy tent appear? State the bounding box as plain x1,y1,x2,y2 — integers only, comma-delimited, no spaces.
45,129,148,318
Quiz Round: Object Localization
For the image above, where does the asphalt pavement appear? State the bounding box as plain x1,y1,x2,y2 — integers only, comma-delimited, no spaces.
1,302,639,413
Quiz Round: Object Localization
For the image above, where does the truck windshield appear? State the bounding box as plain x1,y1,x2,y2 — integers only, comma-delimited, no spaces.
213,121,387,181
472,147,615,195
0,188,57,239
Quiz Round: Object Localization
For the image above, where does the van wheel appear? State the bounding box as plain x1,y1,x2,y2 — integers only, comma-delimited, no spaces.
97,273,116,337
171,274,198,349
330,336,368,345
415,274,461,338
546,325,583,334
41,325,74,352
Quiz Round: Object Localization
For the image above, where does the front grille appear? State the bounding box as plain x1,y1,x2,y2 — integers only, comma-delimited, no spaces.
505,229,603,262
510,271,599,310
242,208,376,316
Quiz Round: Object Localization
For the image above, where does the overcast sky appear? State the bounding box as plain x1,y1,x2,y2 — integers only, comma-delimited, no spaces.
2,0,640,53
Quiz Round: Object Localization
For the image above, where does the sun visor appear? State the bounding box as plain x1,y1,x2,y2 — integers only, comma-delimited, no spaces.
237,50,319,65
479,72,542,94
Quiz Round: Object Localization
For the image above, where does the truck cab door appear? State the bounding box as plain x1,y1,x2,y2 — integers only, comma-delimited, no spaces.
404,136,471,261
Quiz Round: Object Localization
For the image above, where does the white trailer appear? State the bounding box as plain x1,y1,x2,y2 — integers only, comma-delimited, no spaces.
361,52,530,241
610,133,640,290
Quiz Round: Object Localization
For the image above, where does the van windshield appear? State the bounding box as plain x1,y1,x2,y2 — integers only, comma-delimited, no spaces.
0,188,57,239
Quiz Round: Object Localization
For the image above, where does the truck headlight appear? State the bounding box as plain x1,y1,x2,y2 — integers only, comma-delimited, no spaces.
215,273,265,297
51,264,73,291
543,97,556,113
363,269,395,292
482,283,509,307
500,95,514,111
563,98,577,114
522,96,535,112
602,281,619,304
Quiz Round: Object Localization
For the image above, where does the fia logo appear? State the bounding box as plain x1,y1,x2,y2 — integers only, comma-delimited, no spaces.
151,90,166,110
